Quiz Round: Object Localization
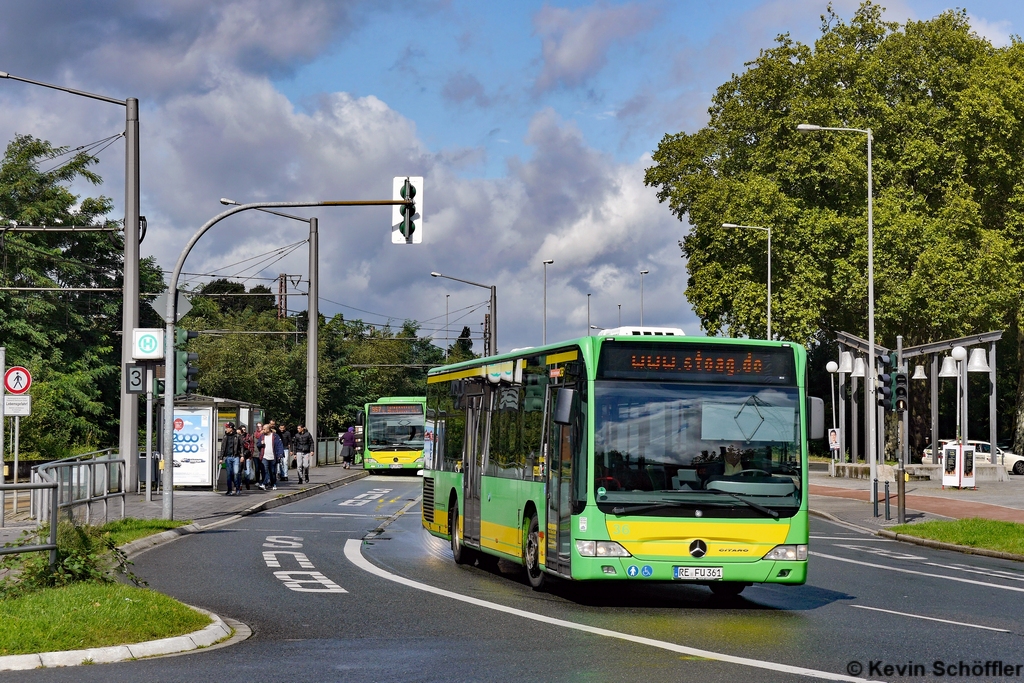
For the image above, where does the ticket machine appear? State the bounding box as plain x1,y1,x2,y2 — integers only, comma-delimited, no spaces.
941,442,975,489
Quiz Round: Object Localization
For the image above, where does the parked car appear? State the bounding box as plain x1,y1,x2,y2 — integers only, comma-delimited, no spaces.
922,440,1024,475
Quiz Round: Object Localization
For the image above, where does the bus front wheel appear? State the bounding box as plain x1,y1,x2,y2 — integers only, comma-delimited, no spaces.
523,515,546,590
450,506,473,565
708,582,746,598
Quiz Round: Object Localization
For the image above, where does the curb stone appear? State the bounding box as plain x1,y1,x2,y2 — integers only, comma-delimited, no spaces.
120,469,368,559
875,529,1024,563
0,606,237,671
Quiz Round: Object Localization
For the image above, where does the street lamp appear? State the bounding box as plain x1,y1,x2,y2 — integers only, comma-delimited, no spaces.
618,304,621,327
798,122,876,481
587,293,591,336
431,271,497,355
542,259,554,344
445,294,450,360
221,198,320,446
722,223,772,339
2,70,142,489
639,270,650,326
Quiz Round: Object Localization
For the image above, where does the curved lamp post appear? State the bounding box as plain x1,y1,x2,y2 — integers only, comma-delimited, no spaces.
431,272,497,356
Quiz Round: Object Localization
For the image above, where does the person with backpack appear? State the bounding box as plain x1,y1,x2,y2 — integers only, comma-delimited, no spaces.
341,427,356,469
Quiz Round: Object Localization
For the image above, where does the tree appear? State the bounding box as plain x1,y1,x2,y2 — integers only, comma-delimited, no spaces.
0,134,163,458
644,3,1024,452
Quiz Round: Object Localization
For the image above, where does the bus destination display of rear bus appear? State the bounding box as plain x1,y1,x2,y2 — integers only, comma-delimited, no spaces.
598,343,795,384
369,404,423,415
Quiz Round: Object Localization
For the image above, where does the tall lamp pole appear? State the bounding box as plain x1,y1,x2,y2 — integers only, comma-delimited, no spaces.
1,70,142,490
221,199,319,447
431,272,497,355
542,259,553,344
798,122,875,481
722,223,772,339
639,270,649,326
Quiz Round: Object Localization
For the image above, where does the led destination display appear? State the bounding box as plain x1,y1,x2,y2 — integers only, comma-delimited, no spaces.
369,404,424,415
598,343,796,384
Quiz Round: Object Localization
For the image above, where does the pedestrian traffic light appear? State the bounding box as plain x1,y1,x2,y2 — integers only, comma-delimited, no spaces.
175,330,199,395
877,353,894,412
894,369,909,413
392,176,423,244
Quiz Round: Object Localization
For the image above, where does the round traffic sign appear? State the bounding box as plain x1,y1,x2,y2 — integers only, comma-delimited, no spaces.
4,366,31,394
174,418,184,431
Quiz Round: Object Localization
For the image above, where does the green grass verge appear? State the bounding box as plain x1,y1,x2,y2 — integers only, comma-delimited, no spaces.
97,518,191,547
889,518,1024,556
0,582,211,655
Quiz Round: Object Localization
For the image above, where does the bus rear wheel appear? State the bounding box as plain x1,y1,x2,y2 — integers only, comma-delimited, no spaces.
523,515,546,590
708,582,746,598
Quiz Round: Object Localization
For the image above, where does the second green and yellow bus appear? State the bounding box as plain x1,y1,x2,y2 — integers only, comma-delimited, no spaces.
361,396,428,471
421,328,822,595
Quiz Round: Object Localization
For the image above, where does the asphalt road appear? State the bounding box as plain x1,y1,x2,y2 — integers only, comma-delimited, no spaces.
6,475,1024,682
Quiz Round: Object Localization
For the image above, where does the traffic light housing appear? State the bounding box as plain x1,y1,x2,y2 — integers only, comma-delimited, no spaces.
392,176,423,244
175,330,199,395
877,353,895,412
893,368,909,413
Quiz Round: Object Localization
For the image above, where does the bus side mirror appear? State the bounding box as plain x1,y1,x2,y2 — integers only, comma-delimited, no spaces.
554,388,575,425
356,412,365,427
808,397,824,440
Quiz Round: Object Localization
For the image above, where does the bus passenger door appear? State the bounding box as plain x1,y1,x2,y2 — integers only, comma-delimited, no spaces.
545,385,573,576
462,383,485,547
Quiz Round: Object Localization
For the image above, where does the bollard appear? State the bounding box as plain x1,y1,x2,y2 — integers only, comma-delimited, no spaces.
884,481,891,520
872,478,879,518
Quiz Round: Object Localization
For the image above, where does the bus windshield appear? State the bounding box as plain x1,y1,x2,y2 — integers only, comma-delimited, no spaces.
367,406,425,451
593,380,802,514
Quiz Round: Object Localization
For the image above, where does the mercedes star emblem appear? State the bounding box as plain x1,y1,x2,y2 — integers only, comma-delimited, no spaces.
689,539,708,558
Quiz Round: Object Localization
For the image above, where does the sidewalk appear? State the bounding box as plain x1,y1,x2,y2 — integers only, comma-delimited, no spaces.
0,462,369,545
808,470,1024,532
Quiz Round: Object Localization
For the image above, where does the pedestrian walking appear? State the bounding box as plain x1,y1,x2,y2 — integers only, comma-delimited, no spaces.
292,424,314,484
341,426,356,469
255,423,266,489
278,424,292,481
260,424,283,490
239,425,254,490
220,422,243,495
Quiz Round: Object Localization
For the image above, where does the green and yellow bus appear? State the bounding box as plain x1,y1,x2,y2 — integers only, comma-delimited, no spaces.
361,396,428,471
421,329,823,595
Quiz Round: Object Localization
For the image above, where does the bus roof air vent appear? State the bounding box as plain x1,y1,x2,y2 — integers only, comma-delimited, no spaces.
597,326,685,337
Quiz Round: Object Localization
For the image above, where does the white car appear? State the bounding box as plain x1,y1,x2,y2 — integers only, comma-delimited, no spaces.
922,440,1024,475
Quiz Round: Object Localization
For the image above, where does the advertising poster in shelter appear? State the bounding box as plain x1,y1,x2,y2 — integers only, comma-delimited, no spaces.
172,407,213,486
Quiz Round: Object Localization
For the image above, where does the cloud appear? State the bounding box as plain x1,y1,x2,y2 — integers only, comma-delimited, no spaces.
969,14,1013,48
441,71,492,107
0,0,370,100
532,2,657,92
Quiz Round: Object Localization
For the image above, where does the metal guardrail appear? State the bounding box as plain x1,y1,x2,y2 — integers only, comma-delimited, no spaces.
0,481,58,567
30,448,126,526
317,438,342,466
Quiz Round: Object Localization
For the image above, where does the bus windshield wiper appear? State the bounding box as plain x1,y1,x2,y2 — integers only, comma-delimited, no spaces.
702,489,779,519
609,500,684,515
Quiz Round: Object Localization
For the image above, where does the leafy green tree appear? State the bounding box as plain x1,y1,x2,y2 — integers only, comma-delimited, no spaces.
0,134,163,459
644,3,1024,452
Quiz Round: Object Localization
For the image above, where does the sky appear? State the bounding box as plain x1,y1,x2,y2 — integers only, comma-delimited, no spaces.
0,0,1021,354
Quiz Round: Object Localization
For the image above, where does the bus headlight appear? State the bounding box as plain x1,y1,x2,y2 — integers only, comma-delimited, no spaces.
575,540,631,557
762,544,807,561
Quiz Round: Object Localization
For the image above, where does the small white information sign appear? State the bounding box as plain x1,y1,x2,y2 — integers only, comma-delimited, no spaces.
132,328,165,360
3,394,31,416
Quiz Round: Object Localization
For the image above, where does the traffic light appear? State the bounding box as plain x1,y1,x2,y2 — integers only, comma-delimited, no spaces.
524,373,547,412
877,353,894,412
893,368,909,413
391,176,423,244
175,330,199,395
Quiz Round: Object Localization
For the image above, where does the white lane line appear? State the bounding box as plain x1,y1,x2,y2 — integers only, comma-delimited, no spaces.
344,539,876,682
810,551,1024,593
850,605,1010,633
810,536,890,541
924,562,1024,583
263,512,388,518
